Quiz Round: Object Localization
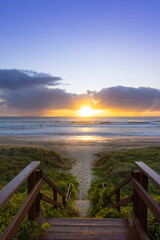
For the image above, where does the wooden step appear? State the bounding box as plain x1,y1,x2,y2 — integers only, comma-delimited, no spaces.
42,218,141,240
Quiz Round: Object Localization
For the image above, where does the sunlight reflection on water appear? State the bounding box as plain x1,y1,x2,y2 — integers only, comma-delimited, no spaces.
81,128,90,132
73,135,105,141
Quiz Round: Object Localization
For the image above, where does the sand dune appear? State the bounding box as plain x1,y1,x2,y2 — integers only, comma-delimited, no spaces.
1,136,160,216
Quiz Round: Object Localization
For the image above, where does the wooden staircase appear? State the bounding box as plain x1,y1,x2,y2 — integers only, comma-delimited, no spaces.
43,218,141,240
1,161,160,239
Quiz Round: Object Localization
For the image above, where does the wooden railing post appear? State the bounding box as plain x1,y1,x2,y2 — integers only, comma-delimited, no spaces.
132,170,140,219
53,190,58,209
139,172,148,232
116,189,120,212
28,171,36,220
63,196,66,206
35,169,42,219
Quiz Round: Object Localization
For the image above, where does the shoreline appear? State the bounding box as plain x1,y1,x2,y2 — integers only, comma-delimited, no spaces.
0,135,160,148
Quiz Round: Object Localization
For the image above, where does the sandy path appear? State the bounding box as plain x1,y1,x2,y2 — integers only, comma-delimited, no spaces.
54,145,105,217
42,144,105,216
50,146,97,216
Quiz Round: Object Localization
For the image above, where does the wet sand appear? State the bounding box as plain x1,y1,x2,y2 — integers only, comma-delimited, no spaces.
1,136,160,216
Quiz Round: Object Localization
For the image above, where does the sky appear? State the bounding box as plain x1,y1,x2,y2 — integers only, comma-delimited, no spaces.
0,0,160,116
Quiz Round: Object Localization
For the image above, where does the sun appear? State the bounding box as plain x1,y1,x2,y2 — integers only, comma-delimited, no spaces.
78,106,93,117
78,105,102,117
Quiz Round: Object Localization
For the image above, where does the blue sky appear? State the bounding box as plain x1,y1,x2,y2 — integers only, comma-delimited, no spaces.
1,0,160,94
1,0,160,116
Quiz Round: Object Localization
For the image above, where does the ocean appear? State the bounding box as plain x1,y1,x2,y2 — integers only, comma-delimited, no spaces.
0,117,160,141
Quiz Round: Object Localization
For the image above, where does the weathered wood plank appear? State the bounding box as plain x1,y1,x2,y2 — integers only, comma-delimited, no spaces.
45,218,134,226
132,171,140,219
43,218,141,240
35,169,42,218
131,210,149,240
0,161,40,209
132,178,160,223
108,173,131,198
65,183,72,203
53,189,58,209
40,193,62,208
36,209,43,225
43,232,140,240
42,172,66,198
111,195,133,209
47,225,137,233
139,172,148,232
28,171,36,220
116,189,120,211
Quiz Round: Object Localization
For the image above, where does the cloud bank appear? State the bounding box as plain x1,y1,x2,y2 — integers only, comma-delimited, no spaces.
90,86,160,111
0,69,61,90
0,69,160,115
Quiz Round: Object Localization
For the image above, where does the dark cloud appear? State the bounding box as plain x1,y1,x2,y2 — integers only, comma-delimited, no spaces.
0,69,61,90
3,87,76,111
91,86,160,111
0,69,94,114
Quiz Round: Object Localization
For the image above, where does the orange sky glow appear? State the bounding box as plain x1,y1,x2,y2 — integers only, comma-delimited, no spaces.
45,106,160,118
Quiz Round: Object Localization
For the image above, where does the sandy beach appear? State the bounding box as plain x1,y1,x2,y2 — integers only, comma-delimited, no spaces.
1,136,160,216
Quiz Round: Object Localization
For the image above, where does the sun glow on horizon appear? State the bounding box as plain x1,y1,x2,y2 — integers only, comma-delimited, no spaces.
46,107,160,118
78,106,102,117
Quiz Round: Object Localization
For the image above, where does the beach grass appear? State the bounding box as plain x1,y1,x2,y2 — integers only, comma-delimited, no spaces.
88,147,160,240
0,146,79,239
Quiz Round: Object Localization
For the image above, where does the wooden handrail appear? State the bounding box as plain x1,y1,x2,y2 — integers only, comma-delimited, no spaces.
111,195,133,209
130,210,149,240
108,173,131,198
1,178,43,240
107,161,160,239
40,193,62,208
42,172,66,198
0,161,72,240
0,161,40,210
135,161,160,189
132,178,160,223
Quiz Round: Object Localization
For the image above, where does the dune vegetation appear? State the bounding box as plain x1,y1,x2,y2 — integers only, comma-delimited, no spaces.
0,146,79,239
88,147,160,240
